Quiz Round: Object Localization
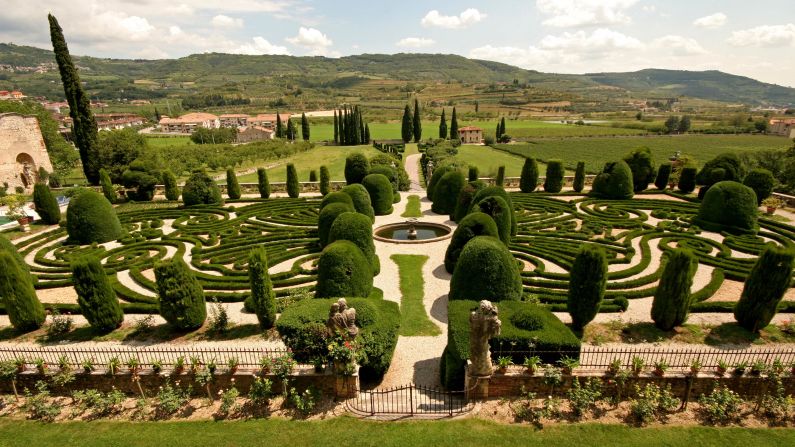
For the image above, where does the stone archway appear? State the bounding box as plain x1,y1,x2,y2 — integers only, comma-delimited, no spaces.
16,153,36,189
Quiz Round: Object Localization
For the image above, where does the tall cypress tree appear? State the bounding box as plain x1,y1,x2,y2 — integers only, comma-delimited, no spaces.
286,118,297,141
301,112,310,141
333,110,339,144
72,255,124,333
519,158,539,193
439,109,448,139
0,252,45,332
499,117,506,138
495,122,502,140
275,112,284,138
339,109,346,145
734,245,795,333
651,249,697,331
364,123,371,144
48,14,100,185
358,108,365,143
413,98,422,142
257,167,270,199
450,107,459,139
401,104,413,143
248,247,276,329
567,245,608,330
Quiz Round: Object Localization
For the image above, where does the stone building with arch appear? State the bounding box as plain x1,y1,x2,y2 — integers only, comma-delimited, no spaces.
0,113,54,192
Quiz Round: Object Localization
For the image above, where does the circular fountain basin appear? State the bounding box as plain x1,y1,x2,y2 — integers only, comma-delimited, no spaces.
373,222,452,244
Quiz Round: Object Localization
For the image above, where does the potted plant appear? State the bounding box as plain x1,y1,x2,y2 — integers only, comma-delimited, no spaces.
762,197,784,214
558,356,579,375
750,360,766,376
631,356,645,376
152,360,163,375
716,360,728,376
173,356,186,374
733,361,747,376
495,356,513,374
259,356,272,375
312,357,325,374
523,356,541,375
227,357,239,374
34,358,46,375
126,356,140,375
1,194,31,229
107,356,121,376
690,359,702,376
14,357,26,373
608,358,622,376
653,360,668,377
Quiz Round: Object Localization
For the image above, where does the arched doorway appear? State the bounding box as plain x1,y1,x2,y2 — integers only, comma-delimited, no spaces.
16,153,36,189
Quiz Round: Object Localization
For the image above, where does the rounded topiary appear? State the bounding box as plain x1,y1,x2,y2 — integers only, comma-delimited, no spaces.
344,153,370,185
257,168,271,199
182,170,222,206
678,166,697,193
427,165,456,202
163,169,180,201
71,255,123,333
431,169,466,215
475,195,512,245
248,247,276,329
0,234,28,274
33,183,60,225
544,160,564,193
590,160,634,200
341,184,375,222
743,168,775,205
444,212,499,273
155,258,206,330
623,146,655,192
734,244,795,333
286,163,300,198
567,245,608,330
696,153,742,186
520,158,539,193
318,202,355,247
0,251,45,332
453,180,486,222
66,190,123,244
121,160,158,201
319,165,330,197
651,248,697,331
226,168,241,200
328,211,380,275
320,191,354,210
469,186,517,236
572,161,586,193
315,240,373,298
693,181,758,234
655,163,672,190
99,168,117,204
369,165,400,202
448,236,523,302
361,173,394,215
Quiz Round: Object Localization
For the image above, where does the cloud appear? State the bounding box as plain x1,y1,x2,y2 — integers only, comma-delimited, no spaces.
421,8,486,29
536,0,638,27
231,37,291,55
211,15,244,29
693,12,727,29
728,24,795,47
651,35,707,55
540,28,643,52
92,11,156,42
396,37,435,48
286,27,334,56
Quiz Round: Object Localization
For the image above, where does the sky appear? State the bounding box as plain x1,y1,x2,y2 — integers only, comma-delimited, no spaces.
2,0,794,87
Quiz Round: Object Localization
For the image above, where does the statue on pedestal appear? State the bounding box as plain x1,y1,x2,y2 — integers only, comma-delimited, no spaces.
326,298,358,339
469,300,501,376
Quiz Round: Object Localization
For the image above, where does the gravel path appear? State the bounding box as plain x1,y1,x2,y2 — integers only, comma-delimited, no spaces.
405,153,424,192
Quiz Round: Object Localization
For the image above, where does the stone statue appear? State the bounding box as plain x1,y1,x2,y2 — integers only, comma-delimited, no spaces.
326,298,358,339
469,300,501,376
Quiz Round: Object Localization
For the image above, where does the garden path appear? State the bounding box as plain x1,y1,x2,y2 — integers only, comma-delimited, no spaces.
404,154,423,192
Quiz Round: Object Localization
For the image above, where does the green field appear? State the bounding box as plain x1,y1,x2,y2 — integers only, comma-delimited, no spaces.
143,135,193,147
235,145,382,183
493,135,791,174
456,145,529,177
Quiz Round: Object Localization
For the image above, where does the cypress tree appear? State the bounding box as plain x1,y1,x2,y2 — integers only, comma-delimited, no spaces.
734,245,795,333
357,106,365,144
499,117,506,138
339,109,346,145
401,104,413,143
226,168,241,199
468,166,479,182
49,14,100,185
72,255,123,333
651,249,697,331
413,98,422,142
155,258,206,330
678,166,697,193
333,110,339,144
33,183,61,224
495,166,505,187
301,112,310,141
544,160,565,193
286,163,300,198
519,158,538,193
495,122,501,140
655,163,672,190
573,161,586,193
0,252,45,332
439,109,448,139
450,107,459,139
567,245,608,330
287,118,297,141
364,123,371,144
309,170,317,182
257,168,270,199
163,169,180,201
319,165,330,196
248,247,276,329
275,112,284,138
99,168,117,204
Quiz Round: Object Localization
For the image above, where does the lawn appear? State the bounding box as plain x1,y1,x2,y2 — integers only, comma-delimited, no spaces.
391,254,440,336
143,135,193,147
456,145,537,178
0,418,792,447
401,195,421,218
235,145,383,183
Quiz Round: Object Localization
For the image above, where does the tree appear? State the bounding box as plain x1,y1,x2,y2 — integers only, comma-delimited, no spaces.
439,109,448,139
333,110,339,144
499,117,506,138
344,153,370,184
654,163,672,190
226,168,241,200
248,247,276,328
98,168,117,204
0,252,45,332
48,14,100,185
275,112,284,138
412,98,422,142
567,245,607,330
573,161,586,193
623,146,656,192
495,166,505,187
33,183,61,224
286,163,300,198
743,168,775,204
364,123,370,144
301,112,310,141
755,120,769,133
651,249,697,331
97,128,147,182
257,168,270,199
319,165,330,196
163,169,180,201
544,160,565,193
678,167,697,193
121,160,159,201
72,255,123,333
183,170,223,206
495,122,501,140
155,258,206,330
286,118,296,141
678,115,691,133
401,104,413,143
520,158,538,193
450,107,459,139
664,116,679,134
734,245,795,333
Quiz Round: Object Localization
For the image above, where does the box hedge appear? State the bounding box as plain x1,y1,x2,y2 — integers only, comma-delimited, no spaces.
361,173,394,215
431,169,466,215
257,167,271,199
474,195,512,245
318,202,355,247
544,160,564,193
329,211,380,275
320,191,354,211
743,168,774,205
693,181,758,234
448,236,523,302
590,160,634,200
315,240,373,298
452,180,486,223
33,183,60,225
155,258,207,330
66,190,123,244
182,170,223,207
341,184,375,223
71,255,124,333
444,212,499,273
469,186,516,236
344,153,370,185
226,168,241,200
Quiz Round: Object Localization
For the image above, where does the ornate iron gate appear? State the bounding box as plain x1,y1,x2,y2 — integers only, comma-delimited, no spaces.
347,384,471,416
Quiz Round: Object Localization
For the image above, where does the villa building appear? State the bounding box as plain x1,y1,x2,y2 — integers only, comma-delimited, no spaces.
159,113,220,133
769,119,795,138
457,126,483,144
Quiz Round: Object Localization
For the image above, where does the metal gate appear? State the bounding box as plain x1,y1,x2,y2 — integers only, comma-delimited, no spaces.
347,384,471,416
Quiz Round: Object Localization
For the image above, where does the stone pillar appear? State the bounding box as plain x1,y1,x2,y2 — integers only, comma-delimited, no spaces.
465,361,490,400
334,367,359,399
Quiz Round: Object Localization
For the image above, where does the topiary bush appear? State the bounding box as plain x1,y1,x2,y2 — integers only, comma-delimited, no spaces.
361,173,393,215
693,181,758,234
155,258,206,330
655,163,672,190
319,165,330,197
66,190,123,245
495,166,505,187
573,161,586,193
344,153,370,185
696,153,743,186
0,251,45,332
182,170,223,206
520,158,539,193
315,240,373,298
162,169,180,201
678,166,697,193
257,168,271,199
734,244,795,333
71,255,123,333
468,166,479,182
448,236,523,302
743,168,775,205
121,160,159,201
33,183,60,225
431,169,466,215
286,163,300,198
623,146,656,192
444,212,499,273
370,154,409,192
567,245,608,330
590,160,634,200
99,168,117,204
309,170,317,182
544,160,564,193
369,165,400,203
329,211,380,275
427,165,456,202
0,234,28,274
248,247,276,329
453,180,486,222
469,186,517,236
341,184,375,223
320,191,354,211
226,168,241,200
318,202,355,247
475,195,512,245
651,249,697,331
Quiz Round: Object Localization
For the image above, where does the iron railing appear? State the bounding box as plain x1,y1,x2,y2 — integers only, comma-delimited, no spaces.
348,383,470,416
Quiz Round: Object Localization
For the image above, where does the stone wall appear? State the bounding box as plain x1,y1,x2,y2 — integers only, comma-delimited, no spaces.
0,113,54,192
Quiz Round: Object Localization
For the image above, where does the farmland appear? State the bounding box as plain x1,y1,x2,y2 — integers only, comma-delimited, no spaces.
234,144,382,183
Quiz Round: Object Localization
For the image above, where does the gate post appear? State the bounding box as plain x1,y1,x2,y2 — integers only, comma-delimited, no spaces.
465,361,491,400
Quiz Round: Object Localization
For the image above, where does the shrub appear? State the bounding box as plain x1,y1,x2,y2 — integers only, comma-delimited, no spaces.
155,258,206,330
520,158,539,193
651,249,697,331
315,240,373,298
369,165,400,203
329,211,380,275
698,386,743,425
444,212,499,273
448,236,523,302
495,166,506,187
121,160,159,201
453,180,486,222
468,166,479,182
427,165,456,202
98,168,117,204
257,168,270,199
344,153,370,184
370,154,409,192
182,170,222,206
696,153,743,185
33,183,60,224
475,195,512,245
567,245,608,330
162,169,180,201
71,255,123,333
0,234,28,274
320,191,354,211
226,168,241,200
630,383,680,425
655,163,672,190
319,165,330,196
341,184,375,223
678,166,697,193
318,202,355,247
544,160,564,193
734,244,795,332
469,186,516,236
309,170,317,182
572,161,585,193
248,247,276,329
286,163,300,198
66,190,123,244
431,170,466,215
623,146,655,192
361,173,393,215
590,160,634,200
0,252,45,331
693,181,758,234
743,168,775,205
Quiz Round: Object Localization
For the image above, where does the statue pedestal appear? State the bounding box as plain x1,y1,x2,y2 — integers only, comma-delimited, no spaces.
333,365,359,399
464,361,491,400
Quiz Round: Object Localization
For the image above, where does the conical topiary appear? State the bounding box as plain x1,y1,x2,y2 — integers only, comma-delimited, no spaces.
567,245,608,330
0,252,45,331
734,245,795,333
155,258,206,330
247,247,276,329
33,183,61,224
650,249,696,331
72,255,124,333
